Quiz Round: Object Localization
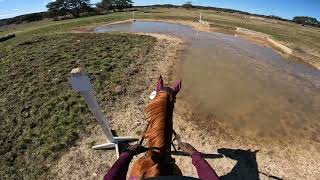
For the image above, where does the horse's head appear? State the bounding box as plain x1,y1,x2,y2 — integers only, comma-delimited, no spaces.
142,75,181,151
155,75,182,103
218,148,259,162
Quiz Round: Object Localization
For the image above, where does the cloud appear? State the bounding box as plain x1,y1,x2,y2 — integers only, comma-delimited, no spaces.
12,8,19,11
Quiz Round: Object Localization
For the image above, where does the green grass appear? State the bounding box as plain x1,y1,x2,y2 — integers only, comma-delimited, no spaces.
0,33,156,179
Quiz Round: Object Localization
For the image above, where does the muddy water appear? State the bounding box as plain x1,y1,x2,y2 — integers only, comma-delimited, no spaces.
96,21,320,143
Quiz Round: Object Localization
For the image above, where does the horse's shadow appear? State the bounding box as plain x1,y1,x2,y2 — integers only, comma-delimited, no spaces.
218,148,260,180
217,148,282,180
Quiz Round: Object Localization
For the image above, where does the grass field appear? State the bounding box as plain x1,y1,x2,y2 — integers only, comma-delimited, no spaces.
0,32,156,179
1,7,319,179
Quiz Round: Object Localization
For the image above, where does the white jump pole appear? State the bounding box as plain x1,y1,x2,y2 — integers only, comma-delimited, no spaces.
132,11,136,22
69,68,137,158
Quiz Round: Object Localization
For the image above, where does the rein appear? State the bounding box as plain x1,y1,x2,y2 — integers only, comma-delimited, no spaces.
138,126,180,154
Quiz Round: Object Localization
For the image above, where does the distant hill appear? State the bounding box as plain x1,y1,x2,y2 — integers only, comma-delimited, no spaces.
136,4,292,22
0,12,48,27
137,5,320,28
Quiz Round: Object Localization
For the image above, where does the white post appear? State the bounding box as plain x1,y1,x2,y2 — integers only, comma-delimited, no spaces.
132,11,136,22
200,13,202,21
82,92,115,142
69,68,137,158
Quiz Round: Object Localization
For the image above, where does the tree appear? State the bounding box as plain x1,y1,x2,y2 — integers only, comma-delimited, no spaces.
114,0,133,11
293,16,318,25
96,0,113,11
97,0,133,12
182,1,193,9
23,13,44,22
47,0,91,18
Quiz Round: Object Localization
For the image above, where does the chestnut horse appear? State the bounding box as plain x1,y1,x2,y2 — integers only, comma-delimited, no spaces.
130,75,182,179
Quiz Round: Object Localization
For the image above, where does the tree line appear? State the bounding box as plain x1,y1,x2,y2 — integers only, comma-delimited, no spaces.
0,0,133,26
46,0,133,18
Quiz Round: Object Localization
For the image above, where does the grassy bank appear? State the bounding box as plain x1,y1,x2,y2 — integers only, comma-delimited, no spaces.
0,33,156,179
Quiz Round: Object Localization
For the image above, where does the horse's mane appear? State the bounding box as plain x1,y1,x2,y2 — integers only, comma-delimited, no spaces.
143,90,173,153
130,90,179,178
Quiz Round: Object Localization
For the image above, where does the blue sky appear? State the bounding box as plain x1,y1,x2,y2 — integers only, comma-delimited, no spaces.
0,0,319,20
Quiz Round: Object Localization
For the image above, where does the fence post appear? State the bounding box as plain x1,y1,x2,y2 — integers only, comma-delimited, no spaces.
69,67,137,158
132,11,136,22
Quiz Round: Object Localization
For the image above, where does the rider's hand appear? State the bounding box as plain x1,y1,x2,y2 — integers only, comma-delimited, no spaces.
125,144,148,156
178,142,198,156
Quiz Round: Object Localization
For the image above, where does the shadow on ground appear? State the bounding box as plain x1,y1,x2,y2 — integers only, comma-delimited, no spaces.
218,148,283,180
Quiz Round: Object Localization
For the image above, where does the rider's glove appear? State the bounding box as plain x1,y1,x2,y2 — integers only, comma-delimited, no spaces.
124,144,148,156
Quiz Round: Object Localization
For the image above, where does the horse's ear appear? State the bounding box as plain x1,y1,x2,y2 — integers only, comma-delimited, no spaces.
156,75,164,92
172,80,182,95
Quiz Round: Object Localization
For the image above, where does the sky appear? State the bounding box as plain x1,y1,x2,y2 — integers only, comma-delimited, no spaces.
0,0,319,20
